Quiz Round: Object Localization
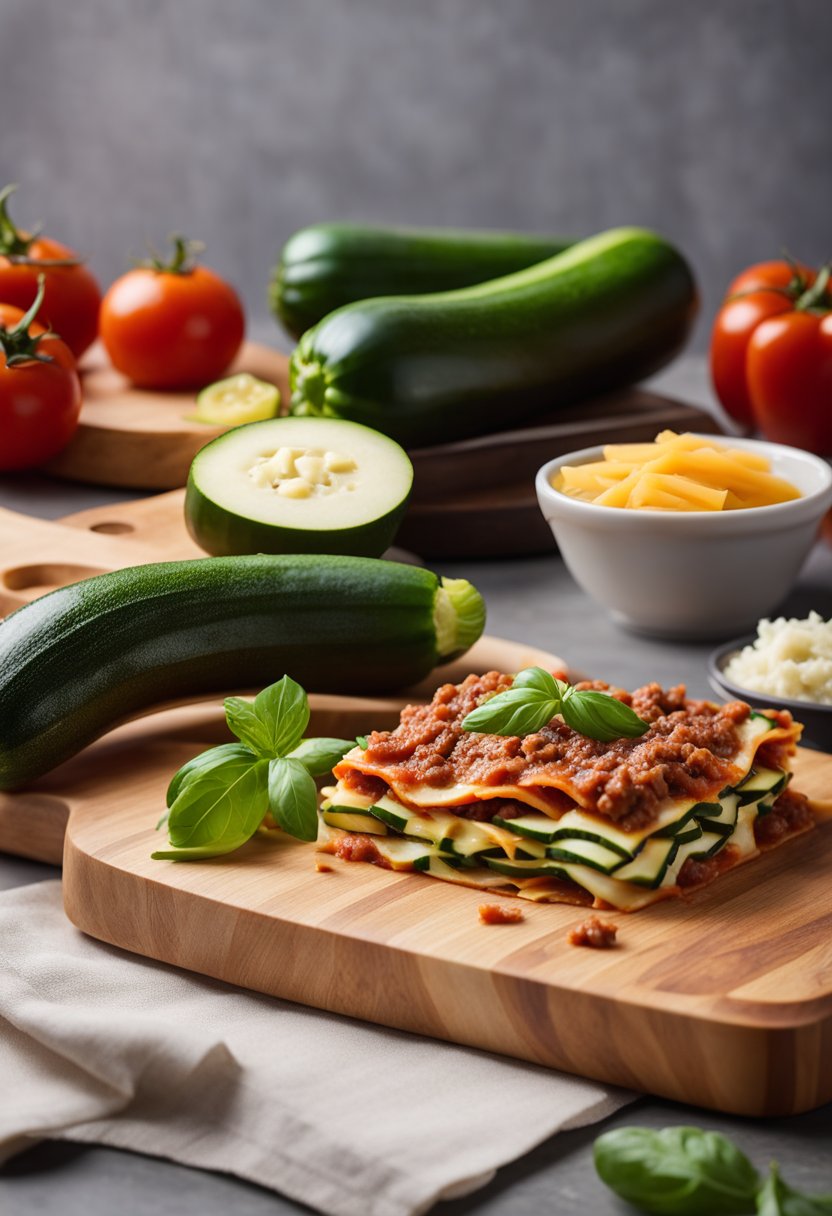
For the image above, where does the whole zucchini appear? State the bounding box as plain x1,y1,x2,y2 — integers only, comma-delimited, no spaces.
289,227,698,448
0,556,485,790
271,223,571,338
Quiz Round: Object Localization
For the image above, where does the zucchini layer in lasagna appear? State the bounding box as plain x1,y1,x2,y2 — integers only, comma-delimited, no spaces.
318,672,813,911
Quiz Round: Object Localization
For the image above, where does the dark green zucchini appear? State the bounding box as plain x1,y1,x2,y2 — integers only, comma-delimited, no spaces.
0,556,485,790
271,223,571,338
289,227,698,448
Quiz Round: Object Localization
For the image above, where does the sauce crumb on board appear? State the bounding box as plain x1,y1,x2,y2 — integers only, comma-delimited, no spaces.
568,915,618,948
479,903,525,925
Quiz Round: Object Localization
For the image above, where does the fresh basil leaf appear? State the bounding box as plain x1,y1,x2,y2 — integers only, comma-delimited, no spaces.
462,687,560,737
268,756,319,842
356,735,368,750
151,841,255,861
561,689,650,742
512,666,571,702
288,737,355,777
593,1126,759,1216
166,742,255,808
254,675,309,756
513,666,559,695
166,754,268,854
757,1164,832,1216
224,697,273,757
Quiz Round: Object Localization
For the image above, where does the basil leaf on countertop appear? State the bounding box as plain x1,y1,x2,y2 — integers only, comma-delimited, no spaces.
288,737,355,777
268,756,319,842
757,1164,832,1216
153,754,269,860
593,1126,760,1215
462,666,649,743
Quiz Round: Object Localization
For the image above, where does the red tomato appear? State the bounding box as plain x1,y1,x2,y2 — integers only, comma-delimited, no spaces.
710,260,816,428
0,185,102,359
99,236,245,390
746,310,832,454
0,284,82,471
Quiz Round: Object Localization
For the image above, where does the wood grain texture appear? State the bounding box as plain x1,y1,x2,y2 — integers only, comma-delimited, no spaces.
55,713,832,1118
45,341,292,490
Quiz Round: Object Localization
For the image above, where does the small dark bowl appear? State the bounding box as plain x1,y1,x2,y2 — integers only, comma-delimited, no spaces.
708,635,832,753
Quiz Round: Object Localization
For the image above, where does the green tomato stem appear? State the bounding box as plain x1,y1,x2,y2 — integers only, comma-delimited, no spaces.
140,232,205,275
0,275,55,367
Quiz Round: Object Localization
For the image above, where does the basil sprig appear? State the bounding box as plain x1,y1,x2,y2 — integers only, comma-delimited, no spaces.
461,667,649,742
152,675,355,861
593,1126,832,1216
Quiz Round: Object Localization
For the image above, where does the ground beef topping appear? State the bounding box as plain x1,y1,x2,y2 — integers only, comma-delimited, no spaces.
478,903,525,925
753,786,814,846
336,671,783,830
567,916,618,948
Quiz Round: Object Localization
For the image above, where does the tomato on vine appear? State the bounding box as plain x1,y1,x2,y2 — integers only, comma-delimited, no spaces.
0,183,102,359
711,257,832,452
0,277,82,471
100,235,245,390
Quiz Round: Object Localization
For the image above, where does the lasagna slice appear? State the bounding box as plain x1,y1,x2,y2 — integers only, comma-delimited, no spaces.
317,672,812,911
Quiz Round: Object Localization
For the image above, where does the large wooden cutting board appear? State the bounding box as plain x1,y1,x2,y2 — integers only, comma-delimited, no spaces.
38,696,832,1118
2,488,830,1112
38,338,720,556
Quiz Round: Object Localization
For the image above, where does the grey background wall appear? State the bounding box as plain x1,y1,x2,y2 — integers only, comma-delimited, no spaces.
0,0,829,351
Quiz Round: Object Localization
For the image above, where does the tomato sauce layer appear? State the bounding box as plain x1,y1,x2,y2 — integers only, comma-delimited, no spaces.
336,672,798,831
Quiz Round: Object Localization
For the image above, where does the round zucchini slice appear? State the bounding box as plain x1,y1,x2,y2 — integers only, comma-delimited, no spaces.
185,416,413,557
191,373,280,426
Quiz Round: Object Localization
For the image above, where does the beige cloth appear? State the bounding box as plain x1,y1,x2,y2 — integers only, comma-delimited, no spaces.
0,882,632,1215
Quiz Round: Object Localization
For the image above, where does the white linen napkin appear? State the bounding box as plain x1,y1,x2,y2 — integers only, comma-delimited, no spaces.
0,882,632,1215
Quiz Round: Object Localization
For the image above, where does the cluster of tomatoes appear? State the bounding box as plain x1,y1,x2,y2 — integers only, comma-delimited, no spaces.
0,185,244,471
711,259,832,454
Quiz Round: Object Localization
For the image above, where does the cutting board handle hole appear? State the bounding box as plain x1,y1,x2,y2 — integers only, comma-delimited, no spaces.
89,521,135,536
2,563,109,597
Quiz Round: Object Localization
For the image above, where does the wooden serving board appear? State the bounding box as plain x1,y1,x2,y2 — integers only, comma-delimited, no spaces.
39,339,720,557
23,693,831,1119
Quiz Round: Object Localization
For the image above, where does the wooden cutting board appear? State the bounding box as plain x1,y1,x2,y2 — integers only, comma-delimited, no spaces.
22,690,830,1118
39,339,721,556
45,342,292,490
2,490,830,1112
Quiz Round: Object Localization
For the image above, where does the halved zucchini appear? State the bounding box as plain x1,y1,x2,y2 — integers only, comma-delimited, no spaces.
185,416,413,557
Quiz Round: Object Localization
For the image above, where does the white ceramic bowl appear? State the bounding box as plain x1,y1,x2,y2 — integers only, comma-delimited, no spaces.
535,435,832,640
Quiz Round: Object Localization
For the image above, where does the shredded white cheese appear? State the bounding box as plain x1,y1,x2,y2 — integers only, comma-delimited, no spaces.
724,612,832,705
247,446,357,498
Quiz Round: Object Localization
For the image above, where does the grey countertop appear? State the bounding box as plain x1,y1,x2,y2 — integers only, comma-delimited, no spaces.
2,361,831,1210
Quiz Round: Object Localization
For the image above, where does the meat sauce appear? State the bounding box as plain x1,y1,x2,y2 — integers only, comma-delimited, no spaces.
567,915,618,948
478,903,525,925
336,672,798,831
